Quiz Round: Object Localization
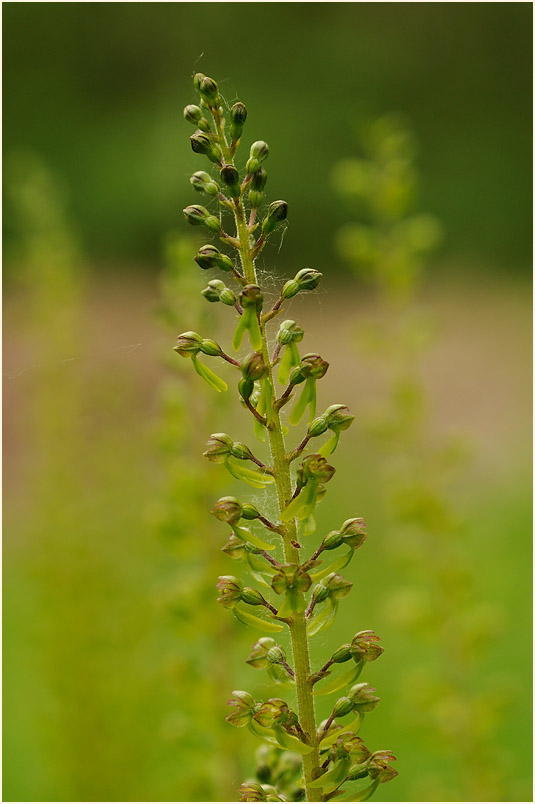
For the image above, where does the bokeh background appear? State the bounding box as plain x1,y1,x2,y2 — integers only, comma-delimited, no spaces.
3,3,532,802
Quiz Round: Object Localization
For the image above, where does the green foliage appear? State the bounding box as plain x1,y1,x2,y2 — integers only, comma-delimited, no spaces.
175,74,397,802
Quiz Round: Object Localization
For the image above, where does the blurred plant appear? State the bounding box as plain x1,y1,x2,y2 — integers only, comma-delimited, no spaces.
153,232,243,800
333,116,512,801
174,73,397,802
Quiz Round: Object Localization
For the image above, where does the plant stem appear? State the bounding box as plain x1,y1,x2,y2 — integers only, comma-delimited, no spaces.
233,195,322,801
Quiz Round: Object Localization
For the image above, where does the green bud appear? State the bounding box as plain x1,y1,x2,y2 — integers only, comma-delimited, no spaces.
350,630,384,663
331,644,353,664
202,279,236,305
242,352,267,381
241,587,266,606
211,496,243,524
322,530,344,550
282,268,322,299
250,140,269,161
312,583,330,605
308,416,329,438
251,166,268,191
195,73,220,106
217,575,243,608
183,104,203,125
246,637,277,669
190,131,222,164
348,682,381,713
183,204,221,233
340,517,367,549
195,244,234,272
300,353,329,380
220,164,241,198
241,503,259,520
230,101,248,141
203,433,234,462
238,377,255,400
248,191,264,209
174,330,203,357
324,404,355,432
262,200,288,235
277,319,304,346
231,442,255,461
200,338,222,356
190,170,219,195
240,284,264,311
333,696,354,718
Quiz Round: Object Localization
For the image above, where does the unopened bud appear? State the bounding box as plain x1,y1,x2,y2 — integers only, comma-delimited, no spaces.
241,587,266,606
190,131,222,164
241,503,259,520
277,319,304,346
333,697,354,718
183,204,221,232
231,442,255,461
324,572,353,600
262,200,288,235
322,530,344,550
220,164,241,198
331,644,353,663
324,404,355,432
242,352,267,381
200,338,222,356
230,102,248,141
174,331,203,357
282,268,322,299
195,244,234,272
211,496,243,524
183,104,203,125
196,73,220,106
308,416,329,438
202,279,236,305
190,170,219,195
203,433,233,462
340,517,367,549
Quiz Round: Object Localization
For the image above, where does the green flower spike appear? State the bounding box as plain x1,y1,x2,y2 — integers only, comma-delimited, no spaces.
288,354,329,425
174,331,228,392
233,285,264,352
276,320,304,385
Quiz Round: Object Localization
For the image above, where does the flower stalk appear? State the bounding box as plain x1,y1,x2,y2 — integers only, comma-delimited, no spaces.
175,73,397,802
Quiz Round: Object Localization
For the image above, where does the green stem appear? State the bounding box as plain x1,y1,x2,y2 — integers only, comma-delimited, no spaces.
233,197,322,801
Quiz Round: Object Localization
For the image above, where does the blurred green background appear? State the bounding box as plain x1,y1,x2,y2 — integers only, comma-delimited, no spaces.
3,3,532,803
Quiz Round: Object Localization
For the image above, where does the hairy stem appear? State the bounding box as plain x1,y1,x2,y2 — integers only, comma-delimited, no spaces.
233,196,321,802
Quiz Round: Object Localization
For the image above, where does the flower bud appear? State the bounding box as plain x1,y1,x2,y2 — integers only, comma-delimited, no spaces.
266,645,286,665
240,284,264,311
251,140,269,161
246,637,284,669
324,404,355,432
248,191,263,209
195,244,234,272
348,682,381,713
322,530,344,551
312,583,330,605
241,587,266,606
350,630,383,663
308,415,329,438
183,204,221,232
333,696,354,718
228,442,252,462
190,170,219,195
230,101,248,141
211,496,243,524
183,104,203,125
202,279,236,305
262,200,288,235
190,131,223,164
300,353,329,380
217,575,243,608
220,164,241,198
195,73,220,106
282,268,322,299
331,644,353,664
174,330,203,357
242,352,267,381
241,503,259,520
251,166,268,191
203,433,233,462
340,517,367,549
238,377,255,401
277,319,304,346
200,338,222,356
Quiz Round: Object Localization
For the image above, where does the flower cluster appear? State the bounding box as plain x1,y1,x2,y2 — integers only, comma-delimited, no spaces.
176,73,396,802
